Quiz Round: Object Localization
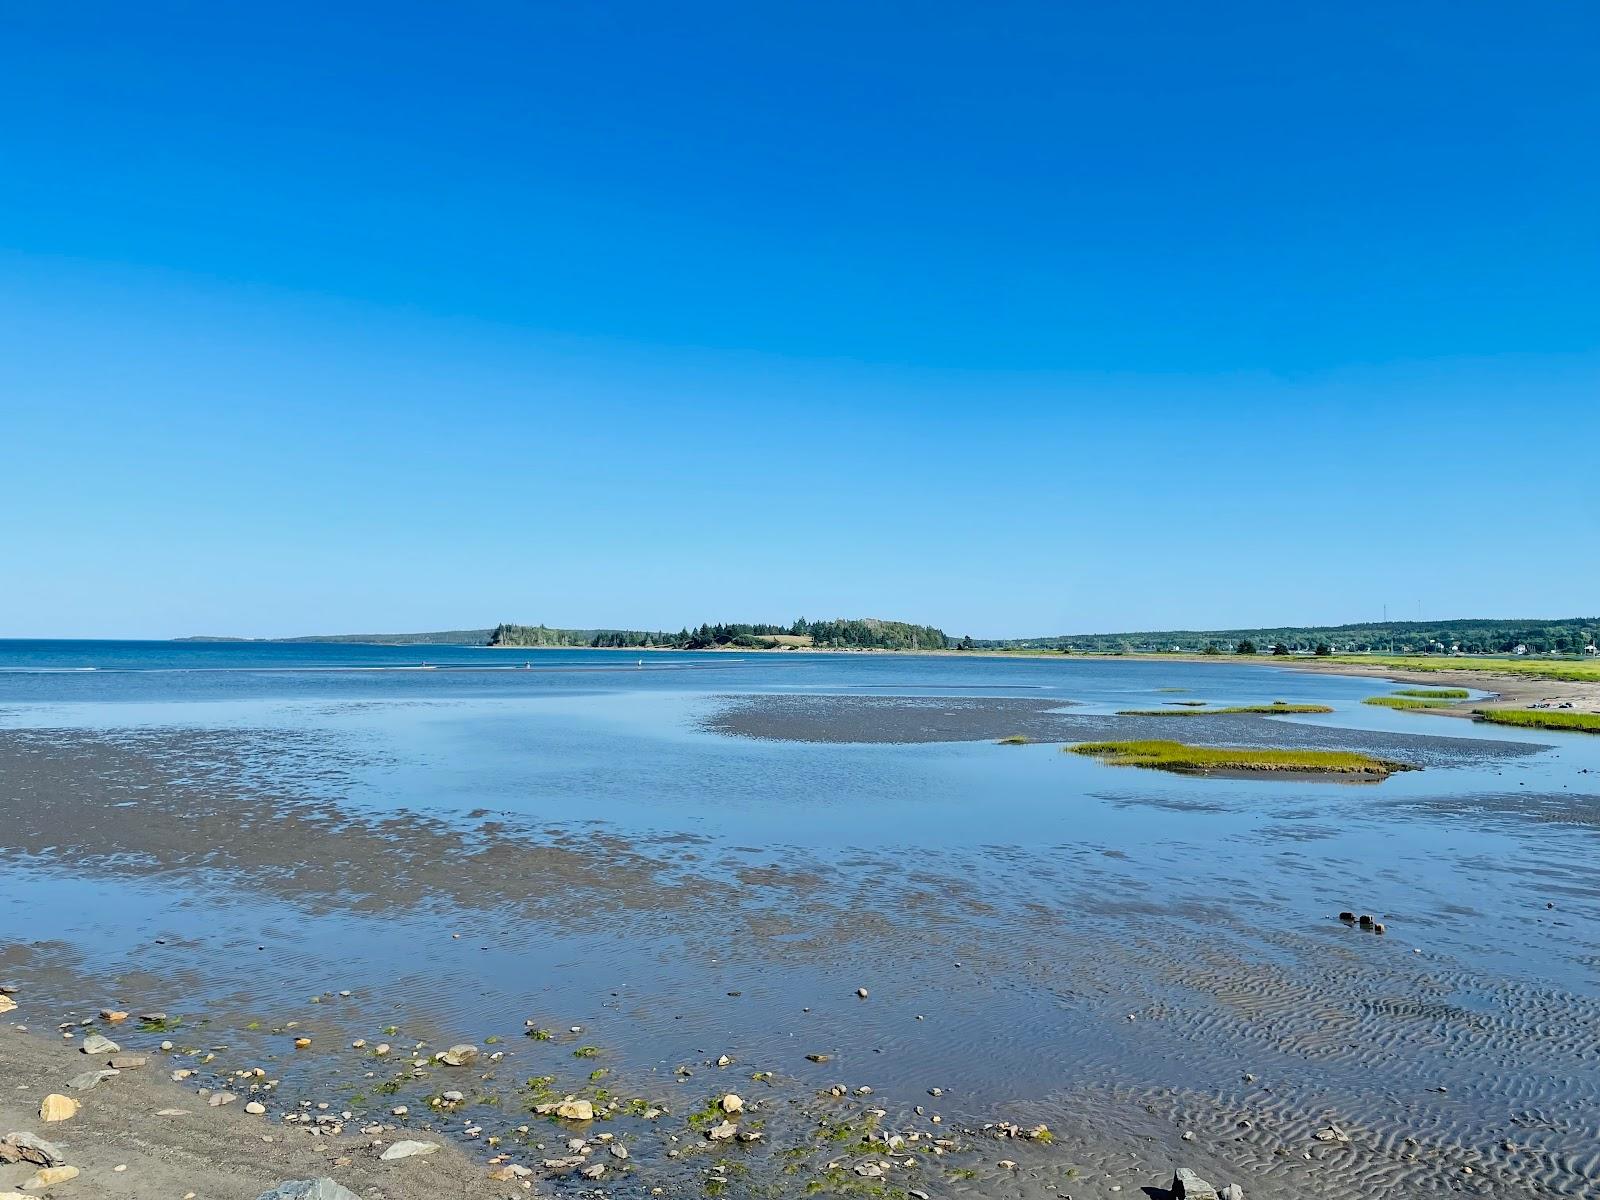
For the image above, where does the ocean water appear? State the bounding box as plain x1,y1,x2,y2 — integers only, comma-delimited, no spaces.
3,641,1598,1197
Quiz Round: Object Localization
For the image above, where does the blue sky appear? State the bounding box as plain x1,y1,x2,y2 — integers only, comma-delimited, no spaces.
2,2,1596,639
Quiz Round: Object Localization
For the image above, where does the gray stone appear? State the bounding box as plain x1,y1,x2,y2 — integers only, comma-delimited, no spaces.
1220,1186,1245,1200
255,1180,362,1200
1172,1168,1219,1200
2,1132,66,1167
379,1140,440,1161
81,1033,120,1055
67,1069,120,1090
107,1053,147,1069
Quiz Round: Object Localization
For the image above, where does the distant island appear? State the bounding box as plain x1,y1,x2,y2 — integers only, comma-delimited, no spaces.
178,617,955,652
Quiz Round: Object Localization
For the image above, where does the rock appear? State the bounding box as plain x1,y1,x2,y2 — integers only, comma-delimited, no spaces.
805,1053,830,1063
554,1099,594,1121
67,1069,118,1091
541,1156,584,1170
1,1133,66,1167
1313,1125,1349,1143
209,1092,239,1107
293,1037,312,1049
37,1096,77,1124
255,1181,362,1200
580,1164,605,1179
1358,915,1374,929
1373,922,1387,935
706,1121,737,1141
245,1102,267,1115
0,997,16,1015
438,1043,479,1067
720,1093,743,1114
856,988,869,998
100,1009,129,1022
21,1166,78,1191
609,1144,628,1160
1221,1186,1245,1200
81,1033,120,1054
136,1011,168,1023
155,1109,189,1117
107,1053,147,1069
373,1043,391,1056
171,1069,193,1081
487,1166,531,1181
440,1090,465,1104
379,1140,440,1161
854,1163,883,1178
1172,1167,1220,1200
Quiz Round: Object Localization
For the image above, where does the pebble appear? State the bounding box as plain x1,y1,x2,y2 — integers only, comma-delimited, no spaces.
210,1092,239,1107
720,1093,743,1114
856,988,869,998
108,1053,147,1069
246,1101,268,1115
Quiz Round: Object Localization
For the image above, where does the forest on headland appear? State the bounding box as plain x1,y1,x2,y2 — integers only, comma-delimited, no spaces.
487,617,950,651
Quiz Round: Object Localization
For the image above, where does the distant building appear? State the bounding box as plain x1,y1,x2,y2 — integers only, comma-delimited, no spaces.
1513,644,1528,655
1585,644,1598,657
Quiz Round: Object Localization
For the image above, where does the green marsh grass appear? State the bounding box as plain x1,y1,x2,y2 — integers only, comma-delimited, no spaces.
1473,709,1600,733
1326,655,1600,683
1363,696,1453,710
1117,702,1333,716
1396,688,1470,699
1068,739,1410,777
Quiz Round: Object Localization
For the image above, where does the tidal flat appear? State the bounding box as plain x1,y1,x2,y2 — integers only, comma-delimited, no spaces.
3,644,1600,1198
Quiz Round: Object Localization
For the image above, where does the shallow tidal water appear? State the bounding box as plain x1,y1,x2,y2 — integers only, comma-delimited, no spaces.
3,642,1599,1197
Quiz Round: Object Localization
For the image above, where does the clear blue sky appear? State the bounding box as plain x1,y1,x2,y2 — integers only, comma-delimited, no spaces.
2,2,1596,639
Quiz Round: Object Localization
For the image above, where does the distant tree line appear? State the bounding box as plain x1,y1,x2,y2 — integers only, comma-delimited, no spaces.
487,618,949,651
980,618,1599,657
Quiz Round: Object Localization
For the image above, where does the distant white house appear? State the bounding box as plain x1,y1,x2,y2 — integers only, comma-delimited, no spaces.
1585,644,1598,657
1513,644,1528,655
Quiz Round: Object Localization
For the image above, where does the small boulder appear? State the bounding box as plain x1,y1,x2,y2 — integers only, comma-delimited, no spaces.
720,1094,743,1114
107,1053,147,1070
554,1098,594,1121
255,1180,362,1200
0,996,16,1015
438,1043,479,1067
38,1096,77,1124
379,1140,440,1162
81,1033,120,1055
67,1069,118,1091
1221,1186,1245,1200
1172,1167,1220,1200
21,1165,79,1191
1,1133,66,1167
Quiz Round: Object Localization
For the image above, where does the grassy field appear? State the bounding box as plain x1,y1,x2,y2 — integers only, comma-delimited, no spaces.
1472,709,1600,733
1117,702,1333,716
1363,695,1456,710
1326,655,1600,683
1396,688,1470,699
1067,739,1410,777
